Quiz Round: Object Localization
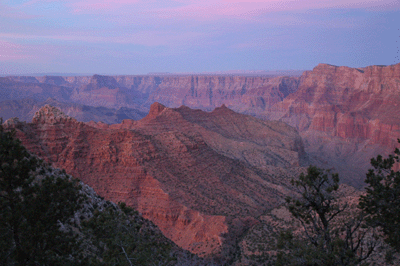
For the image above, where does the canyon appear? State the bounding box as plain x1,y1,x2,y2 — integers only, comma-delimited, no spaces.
1,74,300,118
1,62,400,259
5,103,305,259
2,63,400,186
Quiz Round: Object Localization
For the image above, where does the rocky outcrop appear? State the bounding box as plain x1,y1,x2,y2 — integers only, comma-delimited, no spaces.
32,104,73,124
131,102,307,169
268,63,400,187
6,104,305,257
0,98,146,123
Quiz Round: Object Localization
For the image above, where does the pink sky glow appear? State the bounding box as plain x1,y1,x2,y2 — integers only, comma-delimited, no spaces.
1,0,399,74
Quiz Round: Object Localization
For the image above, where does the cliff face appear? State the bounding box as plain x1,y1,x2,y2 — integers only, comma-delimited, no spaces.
0,77,72,102
144,76,299,114
6,74,300,113
7,104,305,257
4,63,400,187
268,63,400,187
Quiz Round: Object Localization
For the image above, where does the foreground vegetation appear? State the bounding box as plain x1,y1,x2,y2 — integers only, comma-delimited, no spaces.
277,167,376,266
276,140,400,266
1,116,399,265
236,142,400,265
0,122,203,265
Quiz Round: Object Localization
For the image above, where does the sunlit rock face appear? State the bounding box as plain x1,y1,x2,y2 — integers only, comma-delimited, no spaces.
267,63,400,187
5,103,305,257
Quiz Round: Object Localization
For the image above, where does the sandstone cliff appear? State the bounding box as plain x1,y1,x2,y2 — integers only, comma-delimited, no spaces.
6,104,305,258
267,63,400,187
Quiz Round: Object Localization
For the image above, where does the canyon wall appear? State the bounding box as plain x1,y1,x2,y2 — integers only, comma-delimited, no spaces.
5,74,300,114
3,63,400,186
3,63,400,260
267,63,400,187
6,104,305,257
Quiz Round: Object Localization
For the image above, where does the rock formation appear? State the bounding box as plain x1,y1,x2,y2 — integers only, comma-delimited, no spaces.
3,62,400,187
5,74,301,113
267,63,400,187
0,98,146,123
5,104,306,258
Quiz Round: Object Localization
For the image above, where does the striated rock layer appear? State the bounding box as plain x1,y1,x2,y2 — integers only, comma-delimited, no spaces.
6,104,306,257
267,63,400,187
4,63,399,187
5,74,300,114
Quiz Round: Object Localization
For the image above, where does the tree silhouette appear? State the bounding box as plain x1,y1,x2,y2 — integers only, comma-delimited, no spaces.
0,120,86,265
277,166,377,266
359,140,400,252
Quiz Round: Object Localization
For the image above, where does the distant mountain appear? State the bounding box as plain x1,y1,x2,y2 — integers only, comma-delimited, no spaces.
3,72,96,76
0,98,146,123
3,74,301,112
148,69,306,76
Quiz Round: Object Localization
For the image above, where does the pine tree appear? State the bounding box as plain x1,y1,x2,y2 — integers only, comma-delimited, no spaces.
277,166,377,266
359,140,400,252
82,202,176,266
0,120,86,265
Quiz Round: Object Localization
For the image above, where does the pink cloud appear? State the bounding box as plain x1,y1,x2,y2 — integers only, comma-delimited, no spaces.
0,40,36,61
148,0,400,21
11,0,399,18
68,0,141,13
0,29,209,48
0,38,64,63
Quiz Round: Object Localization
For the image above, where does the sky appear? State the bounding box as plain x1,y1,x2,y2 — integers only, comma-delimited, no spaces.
0,0,399,75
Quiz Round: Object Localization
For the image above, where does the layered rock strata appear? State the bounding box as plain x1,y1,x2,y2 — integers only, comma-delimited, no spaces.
5,74,300,114
4,63,399,188
267,63,400,187
6,104,305,257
